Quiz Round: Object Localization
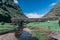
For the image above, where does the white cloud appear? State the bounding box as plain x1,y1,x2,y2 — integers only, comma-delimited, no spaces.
25,13,44,18
50,3,56,6
14,0,18,4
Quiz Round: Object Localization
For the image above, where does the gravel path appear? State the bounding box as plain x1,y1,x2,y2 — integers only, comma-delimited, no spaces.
0,32,17,40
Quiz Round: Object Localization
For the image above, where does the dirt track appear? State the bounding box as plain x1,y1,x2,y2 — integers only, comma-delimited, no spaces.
0,32,17,40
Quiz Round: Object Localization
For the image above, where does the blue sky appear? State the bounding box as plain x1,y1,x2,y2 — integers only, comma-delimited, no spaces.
14,0,60,18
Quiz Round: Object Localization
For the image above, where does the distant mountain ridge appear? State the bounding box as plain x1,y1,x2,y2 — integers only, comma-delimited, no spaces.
43,2,60,20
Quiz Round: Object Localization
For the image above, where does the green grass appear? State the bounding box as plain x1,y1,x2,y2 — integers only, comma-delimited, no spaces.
0,20,59,40
0,23,17,33
27,20,60,31
27,20,60,40
32,31,48,40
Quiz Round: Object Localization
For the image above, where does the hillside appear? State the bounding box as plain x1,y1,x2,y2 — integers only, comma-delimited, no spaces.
43,2,60,20
0,0,27,33
0,0,27,20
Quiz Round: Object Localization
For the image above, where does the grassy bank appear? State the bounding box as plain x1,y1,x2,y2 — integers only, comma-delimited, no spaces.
27,20,60,40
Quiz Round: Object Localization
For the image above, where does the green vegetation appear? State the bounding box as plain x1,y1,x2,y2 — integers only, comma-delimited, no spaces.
0,0,27,19
0,0,27,33
32,31,48,40
0,23,17,33
27,20,59,31
27,20,60,40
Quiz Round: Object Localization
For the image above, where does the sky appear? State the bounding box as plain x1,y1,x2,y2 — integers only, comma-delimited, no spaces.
14,0,60,18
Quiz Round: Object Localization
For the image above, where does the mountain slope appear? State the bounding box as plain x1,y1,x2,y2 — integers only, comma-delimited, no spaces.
43,2,60,20
0,0,27,19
